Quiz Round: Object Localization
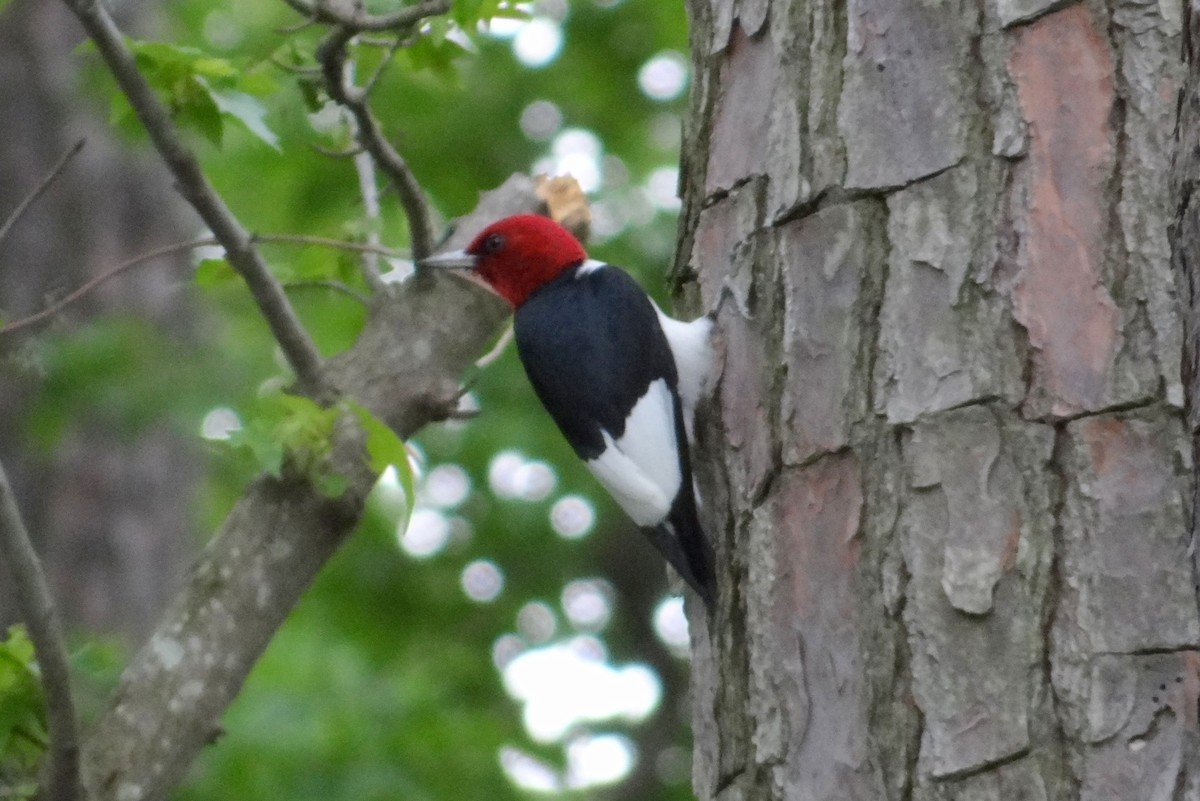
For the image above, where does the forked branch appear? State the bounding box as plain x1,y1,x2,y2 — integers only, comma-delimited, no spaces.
62,0,328,397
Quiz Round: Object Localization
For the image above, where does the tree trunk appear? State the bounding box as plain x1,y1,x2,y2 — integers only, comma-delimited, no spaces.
679,0,1200,798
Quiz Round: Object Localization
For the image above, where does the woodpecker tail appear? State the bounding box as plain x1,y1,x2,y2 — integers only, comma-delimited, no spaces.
646,487,715,608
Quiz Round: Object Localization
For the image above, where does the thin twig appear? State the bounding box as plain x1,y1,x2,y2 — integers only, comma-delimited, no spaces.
0,458,82,801
269,55,322,76
275,14,317,34
254,232,403,257
282,0,451,33
0,237,216,337
311,142,366,159
317,25,436,261
0,233,404,338
353,148,388,292
62,0,328,397
360,35,405,97
0,139,85,252
346,52,388,294
283,279,370,305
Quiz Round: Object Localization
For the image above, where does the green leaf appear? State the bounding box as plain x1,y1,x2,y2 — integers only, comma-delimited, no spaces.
123,40,284,149
347,401,414,533
224,392,343,488
172,75,225,147
0,626,47,774
194,258,237,288
207,87,281,151
347,402,406,476
402,36,470,79
315,471,350,499
225,412,285,477
192,57,239,81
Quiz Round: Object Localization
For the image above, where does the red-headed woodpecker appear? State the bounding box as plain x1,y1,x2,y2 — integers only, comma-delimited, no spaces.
422,214,715,606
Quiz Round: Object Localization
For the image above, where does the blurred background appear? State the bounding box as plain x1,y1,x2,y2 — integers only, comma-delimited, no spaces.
0,0,699,798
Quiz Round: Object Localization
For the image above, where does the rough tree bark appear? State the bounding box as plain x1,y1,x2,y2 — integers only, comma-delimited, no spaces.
678,0,1200,799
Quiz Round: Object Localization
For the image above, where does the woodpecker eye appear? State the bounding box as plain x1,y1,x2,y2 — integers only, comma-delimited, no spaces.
481,233,504,255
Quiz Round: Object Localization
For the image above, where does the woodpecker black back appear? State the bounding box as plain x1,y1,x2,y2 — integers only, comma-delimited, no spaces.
513,263,715,605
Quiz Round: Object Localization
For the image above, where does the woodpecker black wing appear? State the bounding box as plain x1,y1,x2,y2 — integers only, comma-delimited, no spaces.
514,263,714,604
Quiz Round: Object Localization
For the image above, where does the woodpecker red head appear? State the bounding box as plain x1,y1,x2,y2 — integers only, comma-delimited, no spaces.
422,214,716,606
423,214,587,308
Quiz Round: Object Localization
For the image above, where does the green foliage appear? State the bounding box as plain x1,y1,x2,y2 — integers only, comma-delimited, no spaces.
0,627,46,799
27,0,698,798
224,391,348,496
349,400,416,541
97,39,280,149
27,318,224,448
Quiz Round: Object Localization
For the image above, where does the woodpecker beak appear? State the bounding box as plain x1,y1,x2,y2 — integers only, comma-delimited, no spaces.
419,249,477,271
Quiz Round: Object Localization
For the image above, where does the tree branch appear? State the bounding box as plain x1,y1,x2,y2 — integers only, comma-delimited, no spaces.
316,25,437,261
62,0,327,397
76,175,564,801
284,0,451,33
0,458,82,801
0,139,85,252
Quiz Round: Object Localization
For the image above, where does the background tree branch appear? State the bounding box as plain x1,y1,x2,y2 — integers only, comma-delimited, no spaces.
0,458,81,801
0,139,84,251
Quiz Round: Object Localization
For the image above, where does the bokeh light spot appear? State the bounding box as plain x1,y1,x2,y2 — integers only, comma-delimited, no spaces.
489,450,557,501
566,733,636,789
399,508,450,558
200,407,241,440
550,495,595,539
499,746,561,792
548,128,604,193
520,99,563,141
502,643,662,743
561,579,613,631
646,166,682,211
422,463,471,509
461,559,505,603
492,633,526,670
637,51,689,101
517,601,557,643
481,4,531,38
652,596,691,653
513,18,562,67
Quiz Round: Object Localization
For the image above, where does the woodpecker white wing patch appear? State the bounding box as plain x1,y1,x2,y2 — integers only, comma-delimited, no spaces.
652,305,714,430
584,379,682,527
576,259,607,277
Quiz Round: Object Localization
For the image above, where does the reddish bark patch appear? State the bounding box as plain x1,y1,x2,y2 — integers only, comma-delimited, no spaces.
777,455,863,616
1062,413,1197,655
706,22,775,195
1008,6,1119,417
719,309,774,500
767,455,873,794
1077,415,1171,515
